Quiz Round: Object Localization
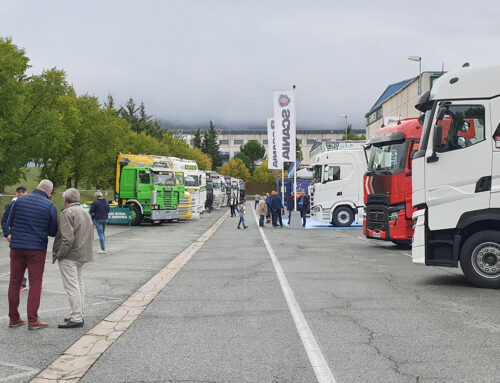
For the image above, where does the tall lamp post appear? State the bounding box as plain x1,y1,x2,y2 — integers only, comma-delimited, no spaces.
408,56,422,95
339,114,348,143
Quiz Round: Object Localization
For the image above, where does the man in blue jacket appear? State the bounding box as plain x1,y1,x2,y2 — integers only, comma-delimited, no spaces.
269,191,283,227
7,180,58,330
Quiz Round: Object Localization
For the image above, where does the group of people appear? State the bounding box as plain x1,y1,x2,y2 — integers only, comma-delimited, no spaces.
256,191,310,228
2,180,110,330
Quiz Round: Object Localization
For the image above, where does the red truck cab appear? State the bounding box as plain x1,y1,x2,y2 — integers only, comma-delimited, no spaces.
363,117,423,245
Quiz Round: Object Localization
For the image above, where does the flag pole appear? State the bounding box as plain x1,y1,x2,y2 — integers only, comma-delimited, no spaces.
281,163,285,208
293,84,297,212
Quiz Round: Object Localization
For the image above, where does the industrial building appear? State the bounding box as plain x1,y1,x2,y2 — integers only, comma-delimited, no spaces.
365,71,444,138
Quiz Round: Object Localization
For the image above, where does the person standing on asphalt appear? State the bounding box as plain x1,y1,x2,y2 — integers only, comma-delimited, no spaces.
287,191,295,222
89,191,110,254
229,193,238,217
257,196,268,227
254,194,261,209
7,180,58,330
53,188,94,328
205,193,213,213
298,192,310,228
2,185,29,292
265,193,271,223
269,191,283,227
237,199,248,229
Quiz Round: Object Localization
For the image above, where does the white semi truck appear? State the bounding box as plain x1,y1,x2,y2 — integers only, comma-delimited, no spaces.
309,148,367,226
412,64,500,288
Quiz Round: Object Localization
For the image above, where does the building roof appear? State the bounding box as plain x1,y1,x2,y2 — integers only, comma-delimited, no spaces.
369,77,416,112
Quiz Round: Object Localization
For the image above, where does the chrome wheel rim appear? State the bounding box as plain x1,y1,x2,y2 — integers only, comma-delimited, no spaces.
471,242,500,279
337,210,351,225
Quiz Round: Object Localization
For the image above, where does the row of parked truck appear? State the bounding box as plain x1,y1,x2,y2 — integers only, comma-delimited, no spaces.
112,153,245,225
308,64,500,289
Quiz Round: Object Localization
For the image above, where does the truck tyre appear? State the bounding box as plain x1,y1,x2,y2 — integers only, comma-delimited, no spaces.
331,206,354,227
460,230,500,289
129,205,142,226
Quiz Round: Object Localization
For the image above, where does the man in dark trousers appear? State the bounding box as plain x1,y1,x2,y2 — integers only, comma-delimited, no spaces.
7,180,58,330
298,192,310,228
89,191,110,254
269,191,283,227
2,186,28,291
229,193,238,217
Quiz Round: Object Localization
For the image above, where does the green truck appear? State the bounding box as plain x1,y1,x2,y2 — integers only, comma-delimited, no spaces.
114,154,185,225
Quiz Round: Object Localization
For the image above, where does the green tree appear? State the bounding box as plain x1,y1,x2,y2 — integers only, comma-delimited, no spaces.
118,98,164,139
0,37,31,194
201,120,221,168
238,140,265,172
341,123,366,140
193,128,202,149
220,158,250,182
251,161,286,184
296,138,304,161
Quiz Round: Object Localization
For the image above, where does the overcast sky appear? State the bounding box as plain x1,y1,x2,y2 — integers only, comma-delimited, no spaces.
2,0,500,130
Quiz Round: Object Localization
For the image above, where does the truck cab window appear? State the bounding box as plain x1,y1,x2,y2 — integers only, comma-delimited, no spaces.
139,171,150,184
327,166,341,182
436,105,485,153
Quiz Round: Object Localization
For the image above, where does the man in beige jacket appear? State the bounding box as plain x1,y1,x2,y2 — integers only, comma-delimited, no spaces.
53,188,94,328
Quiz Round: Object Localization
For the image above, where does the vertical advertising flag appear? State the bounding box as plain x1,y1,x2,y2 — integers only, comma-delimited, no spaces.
273,89,296,163
267,117,282,169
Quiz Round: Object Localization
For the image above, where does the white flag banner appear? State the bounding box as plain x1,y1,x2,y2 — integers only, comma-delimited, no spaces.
267,118,282,169
273,89,296,163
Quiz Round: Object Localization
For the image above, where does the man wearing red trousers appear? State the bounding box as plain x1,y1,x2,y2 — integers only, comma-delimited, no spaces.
7,179,58,330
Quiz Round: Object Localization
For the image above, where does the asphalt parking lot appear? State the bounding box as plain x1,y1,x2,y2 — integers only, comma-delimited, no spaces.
1,207,500,383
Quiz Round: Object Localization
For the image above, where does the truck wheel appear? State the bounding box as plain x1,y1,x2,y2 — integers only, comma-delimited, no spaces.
460,230,500,289
129,205,142,226
331,206,354,227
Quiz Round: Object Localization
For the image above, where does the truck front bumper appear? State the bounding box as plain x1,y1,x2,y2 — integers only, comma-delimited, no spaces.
151,209,179,220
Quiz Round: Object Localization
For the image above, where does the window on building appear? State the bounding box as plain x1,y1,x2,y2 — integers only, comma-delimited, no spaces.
297,139,302,145
263,140,268,145
219,140,229,145
307,139,316,145
234,139,243,145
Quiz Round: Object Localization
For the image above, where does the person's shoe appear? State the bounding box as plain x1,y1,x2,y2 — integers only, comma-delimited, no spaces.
237,227,241,229
58,320,84,329
244,226,248,229
97,250,106,254
28,320,48,330
63,317,84,324
8,319,26,328
19,285,28,292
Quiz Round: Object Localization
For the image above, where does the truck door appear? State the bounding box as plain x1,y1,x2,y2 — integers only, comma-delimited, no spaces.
137,170,152,203
323,164,343,207
119,167,137,199
424,101,491,231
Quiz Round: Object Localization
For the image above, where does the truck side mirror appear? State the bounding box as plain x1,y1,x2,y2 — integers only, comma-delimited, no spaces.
427,125,442,163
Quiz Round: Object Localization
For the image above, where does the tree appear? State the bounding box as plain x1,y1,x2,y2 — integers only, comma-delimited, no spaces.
296,138,304,161
233,151,251,170
0,37,31,195
238,140,265,172
220,158,250,182
193,128,202,149
251,161,286,184
201,120,221,168
341,123,366,140
118,98,164,139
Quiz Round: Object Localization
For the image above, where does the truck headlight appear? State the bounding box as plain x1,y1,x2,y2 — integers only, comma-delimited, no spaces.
312,206,321,213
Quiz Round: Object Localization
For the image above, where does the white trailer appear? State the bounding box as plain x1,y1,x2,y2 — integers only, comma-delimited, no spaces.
412,64,500,288
309,148,367,226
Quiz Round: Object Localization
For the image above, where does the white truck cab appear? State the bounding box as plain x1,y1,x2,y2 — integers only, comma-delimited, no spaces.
412,64,500,288
309,148,367,226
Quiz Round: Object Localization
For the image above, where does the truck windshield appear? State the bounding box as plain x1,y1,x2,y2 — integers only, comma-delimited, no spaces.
153,171,176,186
213,183,220,190
312,165,322,184
185,175,199,186
368,140,409,174
175,174,184,186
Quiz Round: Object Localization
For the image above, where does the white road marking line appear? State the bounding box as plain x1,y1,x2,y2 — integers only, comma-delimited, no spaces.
30,211,229,383
0,361,38,382
251,206,337,383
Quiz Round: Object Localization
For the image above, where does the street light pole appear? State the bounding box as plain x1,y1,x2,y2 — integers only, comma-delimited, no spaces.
408,56,422,95
339,114,348,143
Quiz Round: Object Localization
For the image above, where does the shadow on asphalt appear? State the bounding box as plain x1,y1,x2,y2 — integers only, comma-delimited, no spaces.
421,274,473,288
